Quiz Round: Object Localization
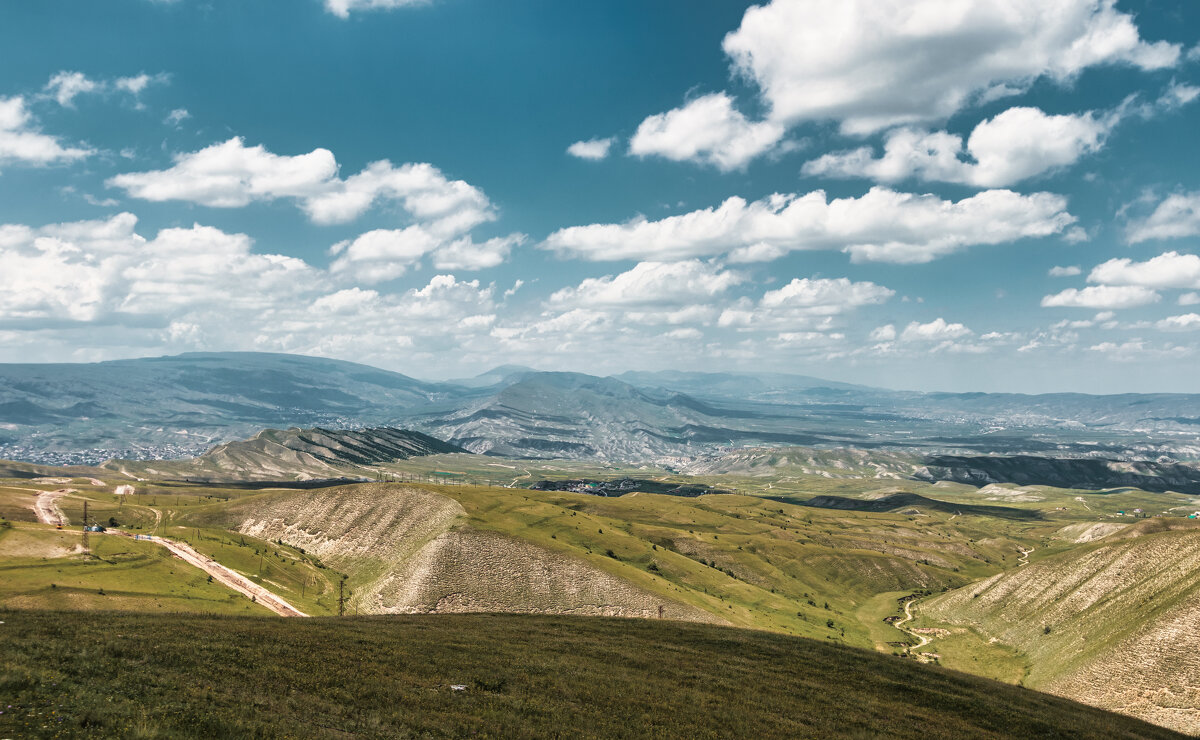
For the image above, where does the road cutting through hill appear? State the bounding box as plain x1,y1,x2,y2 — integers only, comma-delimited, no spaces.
31,489,305,617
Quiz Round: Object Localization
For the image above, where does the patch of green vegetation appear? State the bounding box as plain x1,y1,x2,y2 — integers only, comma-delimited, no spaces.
0,529,271,615
0,611,1181,739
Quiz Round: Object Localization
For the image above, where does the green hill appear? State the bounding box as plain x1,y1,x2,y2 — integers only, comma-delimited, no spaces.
0,611,1183,739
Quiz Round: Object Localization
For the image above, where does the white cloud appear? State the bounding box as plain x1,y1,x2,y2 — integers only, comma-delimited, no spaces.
328,227,522,283
869,324,896,342
1157,313,1200,331
1088,251,1200,290
718,277,893,329
108,137,497,231
628,93,784,171
803,107,1112,187
0,212,499,370
44,71,99,107
1049,265,1082,277
432,234,523,272
900,318,971,342
1180,292,1200,306
550,261,745,308
543,186,1075,264
1041,285,1161,309
324,0,427,18
724,0,1177,136
1127,192,1200,243
0,96,92,168
567,137,616,161
628,0,1177,168
114,73,168,96
164,108,190,127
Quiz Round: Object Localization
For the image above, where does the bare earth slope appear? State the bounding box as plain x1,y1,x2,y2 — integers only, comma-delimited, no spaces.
201,484,715,622
925,523,1200,734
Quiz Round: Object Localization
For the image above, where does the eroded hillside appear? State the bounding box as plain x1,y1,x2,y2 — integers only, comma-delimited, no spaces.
924,522,1200,734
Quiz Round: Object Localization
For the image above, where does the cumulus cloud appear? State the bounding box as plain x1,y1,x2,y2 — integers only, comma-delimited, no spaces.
549,261,745,308
109,138,496,231
1157,313,1200,331
718,277,893,330
900,318,972,342
1049,265,1082,277
0,212,499,369
628,93,785,171
1127,192,1200,243
324,0,427,18
1088,251,1200,290
803,107,1113,187
44,71,99,107
543,186,1075,264
328,227,522,283
629,0,1177,168
869,324,897,342
567,137,616,161
1041,285,1161,309
0,96,92,168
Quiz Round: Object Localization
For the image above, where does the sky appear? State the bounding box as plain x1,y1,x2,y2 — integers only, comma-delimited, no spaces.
1,0,1200,393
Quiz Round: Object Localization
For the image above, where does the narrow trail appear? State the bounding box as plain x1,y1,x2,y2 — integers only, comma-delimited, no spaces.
1017,547,1034,567
1074,496,1092,512
508,468,532,488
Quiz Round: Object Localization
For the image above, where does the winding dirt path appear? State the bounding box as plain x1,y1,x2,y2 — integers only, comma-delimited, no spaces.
1018,547,1034,567
895,596,930,649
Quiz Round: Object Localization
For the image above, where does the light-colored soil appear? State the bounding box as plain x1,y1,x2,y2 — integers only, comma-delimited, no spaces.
366,528,721,622
219,484,719,622
1053,522,1128,543
33,489,73,526
0,529,84,558
926,528,1200,734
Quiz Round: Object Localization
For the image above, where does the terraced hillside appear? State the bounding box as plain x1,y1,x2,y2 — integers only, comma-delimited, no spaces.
923,521,1200,734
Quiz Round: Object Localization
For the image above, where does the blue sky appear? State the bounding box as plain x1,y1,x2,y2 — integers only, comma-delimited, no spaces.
1,0,1200,393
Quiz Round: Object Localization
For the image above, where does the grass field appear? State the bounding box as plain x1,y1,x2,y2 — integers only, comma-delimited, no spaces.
0,611,1184,739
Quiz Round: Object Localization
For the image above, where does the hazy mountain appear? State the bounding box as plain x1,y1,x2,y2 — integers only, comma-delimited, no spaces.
406,371,853,460
0,352,466,462
5,352,1200,465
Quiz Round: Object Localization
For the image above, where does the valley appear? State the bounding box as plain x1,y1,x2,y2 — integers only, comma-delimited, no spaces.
4,432,1200,734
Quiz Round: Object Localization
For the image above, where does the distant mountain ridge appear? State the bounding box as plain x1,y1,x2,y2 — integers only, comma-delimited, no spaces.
4,351,1200,464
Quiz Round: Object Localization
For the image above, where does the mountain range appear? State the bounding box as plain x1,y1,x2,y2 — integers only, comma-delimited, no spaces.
3,351,1200,464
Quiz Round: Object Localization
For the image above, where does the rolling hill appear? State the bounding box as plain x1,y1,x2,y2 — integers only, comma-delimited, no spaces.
2,611,1181,739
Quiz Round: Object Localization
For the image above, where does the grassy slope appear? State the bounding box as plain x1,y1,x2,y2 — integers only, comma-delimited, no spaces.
918,522,1200,733
0,611,1183,740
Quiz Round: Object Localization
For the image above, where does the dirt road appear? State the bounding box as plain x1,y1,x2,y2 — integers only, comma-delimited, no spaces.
33,489,74,526
30,488,305,617
1018,547,1034,567
109,530,308,617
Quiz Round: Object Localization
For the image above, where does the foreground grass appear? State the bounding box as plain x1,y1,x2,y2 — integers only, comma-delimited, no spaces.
0,612,1182,739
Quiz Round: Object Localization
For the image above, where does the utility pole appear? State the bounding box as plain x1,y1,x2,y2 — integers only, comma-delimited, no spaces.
338,578,346,616
81,500,90,557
